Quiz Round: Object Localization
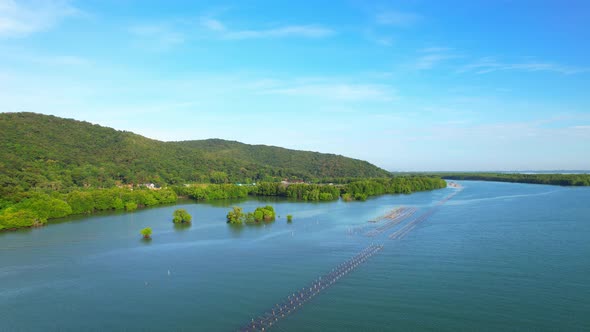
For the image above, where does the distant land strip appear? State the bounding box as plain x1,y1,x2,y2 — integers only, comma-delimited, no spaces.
433,173,590,186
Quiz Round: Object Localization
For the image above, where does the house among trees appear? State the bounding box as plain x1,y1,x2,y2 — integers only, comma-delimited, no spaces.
281,179,305,185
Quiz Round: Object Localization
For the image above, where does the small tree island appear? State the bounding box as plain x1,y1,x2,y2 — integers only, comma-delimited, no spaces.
140,227,152,239
227,205,276,225
173,209,192,224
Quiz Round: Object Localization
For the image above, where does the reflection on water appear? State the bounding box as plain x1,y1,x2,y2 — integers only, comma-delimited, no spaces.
140,237,153,244
173,223,191,232
227,223,244,237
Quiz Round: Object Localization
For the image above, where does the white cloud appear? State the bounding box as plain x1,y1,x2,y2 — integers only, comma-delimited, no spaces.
199,16,334,39
32,54,89,65
0,0,78,38
375,10,421,27
0,47,90,66
129,16,333,49
420,47,452,53
373,36,393,46
461,57,589,75
200,17,225,32
410,48,457,70
260,82,396,102
128,24,185,50
363,28,393,46
414,54,455,70
225,25,334,39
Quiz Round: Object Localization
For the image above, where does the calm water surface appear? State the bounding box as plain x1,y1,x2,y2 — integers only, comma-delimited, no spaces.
1,181,589,331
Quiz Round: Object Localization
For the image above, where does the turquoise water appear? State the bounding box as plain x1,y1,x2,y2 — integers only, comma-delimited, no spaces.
1,181,589,331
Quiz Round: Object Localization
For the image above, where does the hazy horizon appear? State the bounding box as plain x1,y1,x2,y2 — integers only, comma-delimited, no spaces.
1,1,589,171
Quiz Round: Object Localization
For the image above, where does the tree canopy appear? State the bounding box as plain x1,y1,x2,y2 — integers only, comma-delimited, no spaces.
0,187,177,231
140,227,152,239
227,205,276,224
172,209,192,224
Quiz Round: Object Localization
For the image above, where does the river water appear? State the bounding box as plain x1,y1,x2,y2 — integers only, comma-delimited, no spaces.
1,181,589,331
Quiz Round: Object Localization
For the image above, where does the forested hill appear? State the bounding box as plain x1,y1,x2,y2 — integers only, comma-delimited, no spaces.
0,112,390,192
177,139,386,179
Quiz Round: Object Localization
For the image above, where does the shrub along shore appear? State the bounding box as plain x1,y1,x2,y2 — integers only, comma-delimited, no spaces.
0,176,446,231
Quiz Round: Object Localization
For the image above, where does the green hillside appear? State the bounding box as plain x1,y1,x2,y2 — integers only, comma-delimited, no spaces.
178,139,389,179
0,112,390,193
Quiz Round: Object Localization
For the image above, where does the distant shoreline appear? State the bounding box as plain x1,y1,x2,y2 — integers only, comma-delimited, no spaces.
439,173,590,187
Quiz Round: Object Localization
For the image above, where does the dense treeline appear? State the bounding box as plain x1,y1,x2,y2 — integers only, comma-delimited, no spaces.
173,183,341,201
0,176,445,231
253,183,342,201
440,173,590,186
342,177,448,201
174,176,447,203
172,184,252,201
0,188,177,231
0,112,389,193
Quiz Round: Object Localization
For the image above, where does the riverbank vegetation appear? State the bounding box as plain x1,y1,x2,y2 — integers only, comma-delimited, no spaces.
174,176,446,203
0,177,445,231
0,188,177,231
439,173,590,186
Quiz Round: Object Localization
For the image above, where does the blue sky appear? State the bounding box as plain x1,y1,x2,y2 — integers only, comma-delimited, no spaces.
1,0,589,171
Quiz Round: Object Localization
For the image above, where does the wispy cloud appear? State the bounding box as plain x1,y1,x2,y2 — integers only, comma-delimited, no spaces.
410,48,457,70
364,29,393,46
0,0,79,38
420,47,452,53
414,54,455,70
128,14,334,51
0,47,90,66
128,24,185,50
226,25,334,39
571,125,590,130
372,36,393,46
200,16,334,39
375,10,421,27
28,54,89,65
460,57,589,75
259,81,396,102
199,17,225,32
